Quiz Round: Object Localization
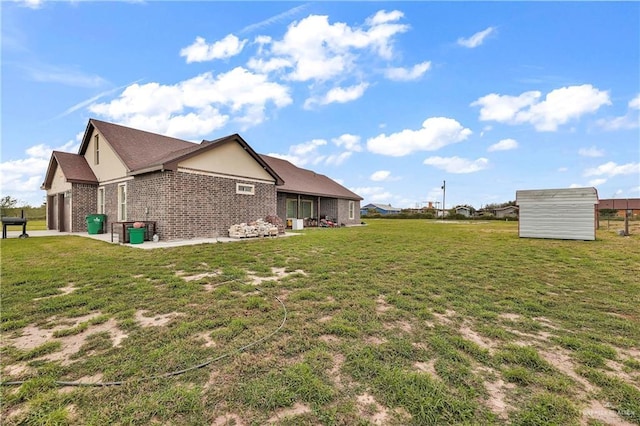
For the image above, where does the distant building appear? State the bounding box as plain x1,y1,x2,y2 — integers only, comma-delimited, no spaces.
454,206,472,217
361,203,402,215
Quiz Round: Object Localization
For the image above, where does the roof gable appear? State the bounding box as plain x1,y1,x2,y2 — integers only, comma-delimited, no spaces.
76,120,283,184
42,151,97,189
79,119,195,173
260,155,362,200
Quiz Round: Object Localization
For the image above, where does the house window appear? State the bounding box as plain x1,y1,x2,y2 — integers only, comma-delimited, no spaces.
236,183,255,195
349,201,355,220
117,183,127,221
94,134,100,165
98,187,105,214
301,200,313,218
286,199,297,218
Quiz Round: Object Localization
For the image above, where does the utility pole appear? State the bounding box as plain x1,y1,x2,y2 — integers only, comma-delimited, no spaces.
441,180,446,220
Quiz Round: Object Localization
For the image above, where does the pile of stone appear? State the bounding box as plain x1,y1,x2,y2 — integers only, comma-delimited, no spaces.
228,218,279,239
265,215,285,235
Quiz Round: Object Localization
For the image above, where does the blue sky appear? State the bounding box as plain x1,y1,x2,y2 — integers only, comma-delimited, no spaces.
2,1,639,209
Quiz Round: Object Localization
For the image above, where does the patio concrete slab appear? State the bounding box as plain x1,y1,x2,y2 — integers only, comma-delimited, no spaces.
2,230,300,249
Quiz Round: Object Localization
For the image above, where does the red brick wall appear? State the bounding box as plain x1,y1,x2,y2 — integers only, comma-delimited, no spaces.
71,184,98,232
128,171,277,240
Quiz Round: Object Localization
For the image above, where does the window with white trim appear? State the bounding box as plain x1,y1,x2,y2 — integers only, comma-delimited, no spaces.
286,199,297,218
301,200,313,218
236,183,255,195
117,183,127,221
98,187,105,214
94,134,100,165
349,201,355,220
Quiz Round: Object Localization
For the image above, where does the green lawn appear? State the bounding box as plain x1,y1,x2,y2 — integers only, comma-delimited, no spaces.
1,220,639,425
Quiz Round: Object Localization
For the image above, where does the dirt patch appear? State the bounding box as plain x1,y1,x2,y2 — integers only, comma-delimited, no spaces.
504,328,553,342
606,360,639,384
414,359,437,376
376,295,392,313
365,336,387,345
533,316,562,330
498,313,521,321
2,362,34,379
211,414,246,426
433,309,457,325
357,393,389,425
194,331,216,348
33,284,77,300
329,353,345,389
539,348,595,393
484,377,516,420
319,335,340,344
318,315,333,323
7,316,127,366
459,324,496,352
175,269,222,282
267,402,312,423
383,320,412,333
582,399,636,426
135,310,184,327
247,267,307,285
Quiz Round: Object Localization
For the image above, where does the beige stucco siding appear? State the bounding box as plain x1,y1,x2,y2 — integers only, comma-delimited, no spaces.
48,163,72,194
178,142,274,182
85,128,128,181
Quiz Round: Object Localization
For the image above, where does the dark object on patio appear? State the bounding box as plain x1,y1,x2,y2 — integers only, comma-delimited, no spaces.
2,216,28,239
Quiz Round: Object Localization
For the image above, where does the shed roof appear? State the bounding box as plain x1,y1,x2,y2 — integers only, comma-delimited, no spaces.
41,151,98,189
516,187,598,205
260,155,363,200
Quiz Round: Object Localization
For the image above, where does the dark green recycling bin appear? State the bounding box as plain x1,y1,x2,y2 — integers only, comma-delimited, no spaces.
86,214,106,234
128,227,145,244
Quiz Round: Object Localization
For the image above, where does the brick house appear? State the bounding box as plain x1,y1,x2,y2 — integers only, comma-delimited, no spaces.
41,119,362,240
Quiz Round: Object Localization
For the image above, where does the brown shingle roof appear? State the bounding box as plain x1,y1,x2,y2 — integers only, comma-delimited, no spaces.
81,119,195,172
42,151,97,189
260,155,362,200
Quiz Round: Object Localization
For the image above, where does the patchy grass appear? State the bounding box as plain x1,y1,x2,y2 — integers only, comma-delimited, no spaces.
1,220,639,425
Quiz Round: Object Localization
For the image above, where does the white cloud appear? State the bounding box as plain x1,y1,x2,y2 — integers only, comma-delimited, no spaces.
584,161,640,177
569,183,583,189
239,4,310,35
267,139,327,167
367,117,472,157
23,62,107,88
17,0,43,9
324,151,352,166
89,67,292,139
370,170,391,181
332,134,362,152
597,93,640,130
487,138,518,152
589,178,607,186
457,27,496,48
558,167,569,172
0,138,79,206
471,85,611,131
351,186,394,203
255,10,409,82
578,146,604,157
180,35,247,63
423,156,489,173
306,83,369,108
384,61,431,81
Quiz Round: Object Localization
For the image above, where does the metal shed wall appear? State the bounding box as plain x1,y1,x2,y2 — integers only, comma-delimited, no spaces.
516,187,598,241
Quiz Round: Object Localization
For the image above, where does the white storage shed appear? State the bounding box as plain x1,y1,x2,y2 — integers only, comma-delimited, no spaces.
516,187,599,241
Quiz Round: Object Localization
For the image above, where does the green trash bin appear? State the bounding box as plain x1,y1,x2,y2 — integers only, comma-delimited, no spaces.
128,227,145,244
86,214,106,234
